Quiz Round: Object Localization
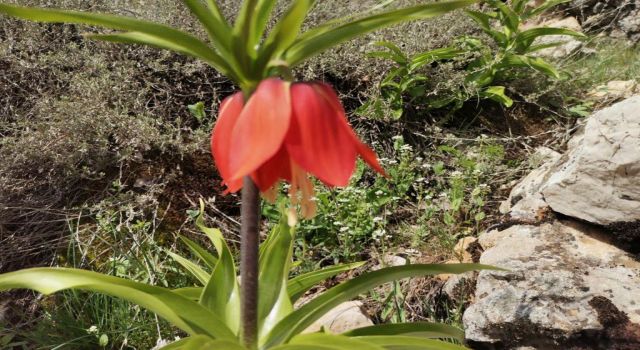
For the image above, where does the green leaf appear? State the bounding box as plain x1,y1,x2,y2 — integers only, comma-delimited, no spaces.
515,27,586,52
161,335,244,350
480,86,514,107
0,5,233,76
289,333,386,350
410,47,464,71
258,0,315,75
187,101,207,123
288,262,366,302
166,251,210,285
264,264,499,347
525,0,572,19
488,0,519,33
258,217,295,338
500,54,560,79
354,335,469,350
0,268,234,340
180,235,219,270
172,287,203,301
196,200,241,334
181,0,232,52
284,0,476,67
463,10,506,46
512,0,529,14
342,322,465,341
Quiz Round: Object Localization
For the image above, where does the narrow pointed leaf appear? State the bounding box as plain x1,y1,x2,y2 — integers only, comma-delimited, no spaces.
500,54,560,79
284,0,476,67
526,0,572,19
480,86,513,107
0,268,234,339
355,335,469,350
166,251,210,285
257,0,315,75
180,235,219,270
161,335,244,350
290,333,386,350
264,264,499,347
343,322,464,341
0,5,231,74
196,200,241,334
182,0,232,50
287,261,366,302
258,217,295,337
172,287,203,301
516,27,586,52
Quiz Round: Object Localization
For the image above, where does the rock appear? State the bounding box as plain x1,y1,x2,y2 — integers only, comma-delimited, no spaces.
504,96,640,227
588,80,639,101
440,237,480,299
500,147,561,220
303,301,373,334
373,253,408,271
464,221,640,348
531,17,584,59
541,96,640,225
619,9,640,41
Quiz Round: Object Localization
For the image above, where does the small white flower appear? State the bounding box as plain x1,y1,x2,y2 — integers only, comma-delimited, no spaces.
387,160,398,165
416,157,424,161
421,163,430,168
450,170,463,177
87,326,98,334
375,190,384,196
373,216,384,223
333,221,343,226
392,135,403,140
339,226,350,232
400,144,413,151
415,177,425,182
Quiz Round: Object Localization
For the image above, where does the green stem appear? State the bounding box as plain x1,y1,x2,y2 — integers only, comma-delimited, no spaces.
240,176,260,349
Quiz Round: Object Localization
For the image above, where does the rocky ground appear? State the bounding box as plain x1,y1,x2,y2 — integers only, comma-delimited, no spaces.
462,96,640,349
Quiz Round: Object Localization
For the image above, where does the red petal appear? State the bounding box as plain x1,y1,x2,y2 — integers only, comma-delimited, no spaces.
229,78,292,180
251,147,292,192
211,92,244,193
315,83,387,177
286,83,357,186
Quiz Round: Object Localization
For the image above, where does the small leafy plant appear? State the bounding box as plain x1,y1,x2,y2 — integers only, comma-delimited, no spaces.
365,0,587,117
0,1,493,349
0,202,493,349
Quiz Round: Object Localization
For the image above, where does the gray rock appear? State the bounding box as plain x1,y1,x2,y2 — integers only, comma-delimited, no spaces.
503,96,640,227
541,96,640,225
464,221,640,348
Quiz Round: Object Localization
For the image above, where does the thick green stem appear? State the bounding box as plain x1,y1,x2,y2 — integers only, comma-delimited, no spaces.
240,176,260,349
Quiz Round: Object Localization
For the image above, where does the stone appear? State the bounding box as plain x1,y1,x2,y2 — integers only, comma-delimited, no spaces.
541,96,640,225
588,80,639,101
303,301,373,334
372,253,408,271
500,147,561,220
502,96,640,227
620,10,640,41
464,221,640,348
440,237,479,299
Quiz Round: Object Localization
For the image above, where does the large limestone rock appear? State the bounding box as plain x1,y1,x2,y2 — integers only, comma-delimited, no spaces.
541,96,640,225
464,221,640,348
503,96,640,226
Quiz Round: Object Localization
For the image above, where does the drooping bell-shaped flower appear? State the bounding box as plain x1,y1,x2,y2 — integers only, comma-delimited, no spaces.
211,78,385,220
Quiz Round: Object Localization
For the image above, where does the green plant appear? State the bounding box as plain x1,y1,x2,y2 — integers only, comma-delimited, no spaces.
0,1,491,349
0,202,496,349
366,0,587,117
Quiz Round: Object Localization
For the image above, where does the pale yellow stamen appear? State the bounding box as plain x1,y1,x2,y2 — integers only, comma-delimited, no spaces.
287,162,317,224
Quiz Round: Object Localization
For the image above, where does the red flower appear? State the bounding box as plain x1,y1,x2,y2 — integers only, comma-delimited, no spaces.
211,78,385,218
